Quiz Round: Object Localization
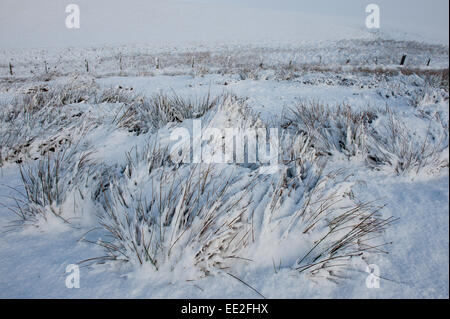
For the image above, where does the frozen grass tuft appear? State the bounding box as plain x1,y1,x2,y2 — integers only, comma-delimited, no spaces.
6,135,96,225
85,108,394,281
291,171,394,277
113,91,232,134
366,108,449,175
0,82,135,166
284,100,448,175
92,164,254,275
286,101,376,158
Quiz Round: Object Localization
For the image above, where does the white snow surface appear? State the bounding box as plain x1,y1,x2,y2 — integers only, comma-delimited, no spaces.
0,39,448,299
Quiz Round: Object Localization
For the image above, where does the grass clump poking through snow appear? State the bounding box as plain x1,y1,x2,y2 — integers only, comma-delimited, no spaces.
85,100,394,282
366,108,449,175
113,91,231,134
256,136,394,280
7,138,96,225
285,101,376,158
286,170,394,278
123,142,170,178
285,101,449,176
93,164,254,275
0,78,99,166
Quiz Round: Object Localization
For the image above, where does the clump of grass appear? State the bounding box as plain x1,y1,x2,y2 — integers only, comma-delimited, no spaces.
19,81,98,110
122,140,170,179
412,72,449,107
403,68,449,91
285,101,448,175
7,138,95,225
0,82,136,166
286,101,376,158
113,91,231,134
259,165,394,281
0,79,99,165
238,68,261,80
366,108,448,175
95,86,136,104
91,164,254,275
292,172,394,277
86,129,393,282
279,130,326,190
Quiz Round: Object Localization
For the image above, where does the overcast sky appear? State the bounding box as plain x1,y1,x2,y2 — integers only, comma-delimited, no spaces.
0,0,448,49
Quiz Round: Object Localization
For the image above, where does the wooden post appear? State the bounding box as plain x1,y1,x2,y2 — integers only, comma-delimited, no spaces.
44,60,48,74
85,59,89,73
427,58,431,67
9,62,13,76
191,56,195,69
400,55,407,66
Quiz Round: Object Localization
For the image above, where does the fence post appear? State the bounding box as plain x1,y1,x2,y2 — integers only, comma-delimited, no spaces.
400,55,407,66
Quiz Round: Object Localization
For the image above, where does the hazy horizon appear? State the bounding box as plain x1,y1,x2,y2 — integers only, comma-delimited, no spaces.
0,0,448,49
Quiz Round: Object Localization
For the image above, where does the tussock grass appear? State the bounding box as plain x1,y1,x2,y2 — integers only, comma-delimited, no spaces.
403,68,449,91
0,82,134,165
286,101,376,158
279,130,326,190
366,108,449,175
95,87,136,104
285,101,448,175
291,172,394,276
86,128,393,281
7,136,95,224
0,81,97,165
257,147,394,279
114,91,232,134
92,164,254,274
123,141,170,178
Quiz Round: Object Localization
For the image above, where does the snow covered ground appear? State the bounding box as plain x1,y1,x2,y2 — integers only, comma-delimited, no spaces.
0,38,448,298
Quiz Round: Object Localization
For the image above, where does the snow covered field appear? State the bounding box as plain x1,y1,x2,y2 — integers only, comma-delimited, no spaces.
0,38,448,299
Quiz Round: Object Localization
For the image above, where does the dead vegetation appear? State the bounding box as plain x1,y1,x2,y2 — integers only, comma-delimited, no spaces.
113,91,233,134
6,137,95,225
90,164,255,275
284,100,449,175
285,101,377,158
366,107,449,175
